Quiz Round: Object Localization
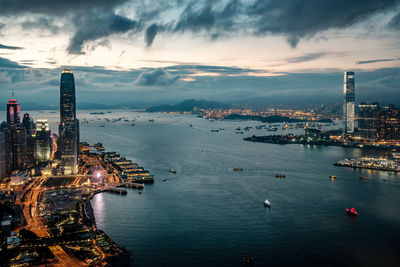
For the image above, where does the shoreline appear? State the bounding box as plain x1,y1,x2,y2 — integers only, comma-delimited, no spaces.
81,189,133,266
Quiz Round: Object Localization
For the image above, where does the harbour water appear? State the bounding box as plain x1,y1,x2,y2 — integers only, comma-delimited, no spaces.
22,110,400,266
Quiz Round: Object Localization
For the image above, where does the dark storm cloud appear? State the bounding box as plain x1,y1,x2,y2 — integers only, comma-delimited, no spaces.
0,0,128,15
67,13,141,54
388,12,400,29
1,0,400,51
145,24,163,47
174,0,240,34
356,58,399,65
135,68,180,86
0,57,26,68
248,0,400,47
0,44,24,50
21,17,60,34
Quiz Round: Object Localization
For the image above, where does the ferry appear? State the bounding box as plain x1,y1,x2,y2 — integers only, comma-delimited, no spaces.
264,199,270,207
346,208,358,216
169,169,177,174
330,175,336,180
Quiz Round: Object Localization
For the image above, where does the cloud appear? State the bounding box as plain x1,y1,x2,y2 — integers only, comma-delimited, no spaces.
135,68,180,86
0,57,26,68
0,44,24,50
145,24,163,47
286,52,329,63
67,12,140,54
0,0,128,15
356,58,399,65
174,1,240,35
21,17,60,34
1,0,400,50
247,0,400,47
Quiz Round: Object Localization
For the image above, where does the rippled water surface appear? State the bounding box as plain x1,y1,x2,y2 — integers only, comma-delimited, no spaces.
25,110,400,266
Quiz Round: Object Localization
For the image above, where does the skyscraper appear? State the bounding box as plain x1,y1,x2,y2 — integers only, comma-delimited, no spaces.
7,98,20,126
358,102,380,139
344,72,355,134
34,119,51,162
59,69,79,174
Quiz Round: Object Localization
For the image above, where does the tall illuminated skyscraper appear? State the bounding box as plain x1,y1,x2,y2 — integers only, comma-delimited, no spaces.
343,72,355,134
59,69,79,174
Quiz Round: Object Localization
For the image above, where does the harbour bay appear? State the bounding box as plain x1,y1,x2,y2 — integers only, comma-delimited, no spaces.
19,110,400,266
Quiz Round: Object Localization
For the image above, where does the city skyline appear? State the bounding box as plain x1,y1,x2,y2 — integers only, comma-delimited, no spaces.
0,0,400,106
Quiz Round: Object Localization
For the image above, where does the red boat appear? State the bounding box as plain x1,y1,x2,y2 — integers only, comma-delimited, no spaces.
346,208,358,216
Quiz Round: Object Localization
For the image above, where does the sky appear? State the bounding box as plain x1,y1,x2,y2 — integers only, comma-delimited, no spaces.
0,0,399,108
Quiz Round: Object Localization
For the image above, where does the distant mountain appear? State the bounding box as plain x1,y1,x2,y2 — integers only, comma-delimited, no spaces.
145,99,230,112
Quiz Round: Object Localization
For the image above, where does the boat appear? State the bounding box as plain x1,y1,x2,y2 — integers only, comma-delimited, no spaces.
275,174,286,178
210,129,219,132
138,191,143,194
330,175,336,180
169,169,177,174
234,168,243,171
242,252,255,264
346,208,358,216
264,199,270,207
149,119,155,122
359,176,368,180
162,178,166,182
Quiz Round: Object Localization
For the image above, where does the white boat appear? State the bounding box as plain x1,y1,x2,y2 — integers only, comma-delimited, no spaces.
264,199,270,207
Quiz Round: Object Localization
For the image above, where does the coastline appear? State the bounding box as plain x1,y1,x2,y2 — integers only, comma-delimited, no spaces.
82,190,133,266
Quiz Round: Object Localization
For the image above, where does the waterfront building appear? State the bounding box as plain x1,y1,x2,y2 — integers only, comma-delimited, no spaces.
343,72,355,134
305,128,330,142
34,119,51,162
378,105,400,141
358,102,380,139
59,69,79,174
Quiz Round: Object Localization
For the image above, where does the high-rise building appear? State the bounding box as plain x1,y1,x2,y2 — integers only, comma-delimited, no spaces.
343,72,355,134
378,105,400,141
59,69,79,174
34,119,51,162
0,133,6,179
4,97,28,174
4,126,27,174
7,98,20,126
358,102,380,139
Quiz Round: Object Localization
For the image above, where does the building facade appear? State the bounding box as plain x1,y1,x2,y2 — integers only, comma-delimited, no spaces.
34,119,51,162
378,105,400,141
358,102,380,139
59,69,79,174
343,72,355,134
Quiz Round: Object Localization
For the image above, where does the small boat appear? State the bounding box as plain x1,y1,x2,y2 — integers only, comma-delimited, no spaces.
169,169,177,174
275,174,286,178
243,251,255,264
264,199,270,207
346,208,358,216
210,129,219,132
162,178,166,182
330,175,336,180
359,176,368,180
234,168,243,171
138,191,143,194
